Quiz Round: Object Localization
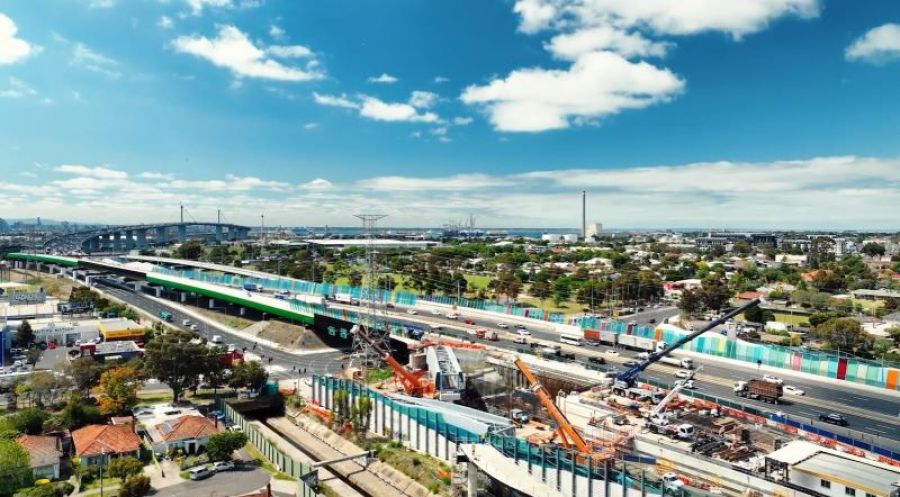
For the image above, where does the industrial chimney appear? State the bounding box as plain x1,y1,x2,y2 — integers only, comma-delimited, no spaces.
581,190,586,240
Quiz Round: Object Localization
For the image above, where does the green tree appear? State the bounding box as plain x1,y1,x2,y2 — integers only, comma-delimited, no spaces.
816,317,867,352
117,475,151,497
347,270,363,288
0,408,49,435
229,361,268,391
0,439,33,497
143,330,220,402
698,278,731,311
205,432,249,461
530,280,550,303
107,456,144,481
65,358,104,393
55,394,103,431
888,326,900,346
14,320,34,348
92,366,141,416
174,240,205,260
13,482,74,497
679,289,701,318
861,242,885,257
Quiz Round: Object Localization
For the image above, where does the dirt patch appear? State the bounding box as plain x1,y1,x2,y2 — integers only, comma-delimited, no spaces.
258,319,330,350
9,269,76,299
193,307,254,330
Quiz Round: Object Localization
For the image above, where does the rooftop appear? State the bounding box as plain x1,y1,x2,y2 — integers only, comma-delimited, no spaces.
98,318,143,332
16,435,61,468
768,441,900,497
152,415,218,443
72,424,141,457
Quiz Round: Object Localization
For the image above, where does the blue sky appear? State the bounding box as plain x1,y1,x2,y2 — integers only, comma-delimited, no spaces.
0,0,898,229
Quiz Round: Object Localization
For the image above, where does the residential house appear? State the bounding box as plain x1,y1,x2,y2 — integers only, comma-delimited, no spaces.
17,435,62,480
147,415,218,455
851,289,900,306
72,424,141,466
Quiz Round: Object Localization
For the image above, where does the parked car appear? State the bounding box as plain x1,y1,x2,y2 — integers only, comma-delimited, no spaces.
818,413,848,426
188,466,214,480
212,461,235,472
762,374,783,385
783,385,805,396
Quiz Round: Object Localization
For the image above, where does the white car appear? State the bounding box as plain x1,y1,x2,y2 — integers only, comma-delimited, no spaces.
516,328,531,336
605,349,620,355
497,322,509,329
783,385,805,396
446,313,459,320
674,370,692,379
182,319,191,326
674,379,696,389
212,460,235,472
430,309,442,315
429,323,443,330
406,309,418,315
762,374,784,385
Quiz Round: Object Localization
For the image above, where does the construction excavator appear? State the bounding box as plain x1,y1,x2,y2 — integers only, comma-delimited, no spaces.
352,325,435,398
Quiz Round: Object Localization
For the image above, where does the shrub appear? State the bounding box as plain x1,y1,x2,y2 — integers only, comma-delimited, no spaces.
118,475,151,497
179,454,210,470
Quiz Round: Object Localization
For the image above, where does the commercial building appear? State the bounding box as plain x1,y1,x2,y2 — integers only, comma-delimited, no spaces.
766,441,900,497
79,341,143,362
98,318,145,341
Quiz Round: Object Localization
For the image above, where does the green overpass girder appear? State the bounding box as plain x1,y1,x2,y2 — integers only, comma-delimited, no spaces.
4,252,79,267
146,275,315,325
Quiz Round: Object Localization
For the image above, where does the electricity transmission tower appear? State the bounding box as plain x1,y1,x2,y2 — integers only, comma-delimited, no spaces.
350,214,389,380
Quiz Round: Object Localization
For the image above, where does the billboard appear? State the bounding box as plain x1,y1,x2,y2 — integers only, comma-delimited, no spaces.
8,289,46,306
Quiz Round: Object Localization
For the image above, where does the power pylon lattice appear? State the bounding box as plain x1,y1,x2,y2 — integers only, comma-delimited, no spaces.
350,214,389,380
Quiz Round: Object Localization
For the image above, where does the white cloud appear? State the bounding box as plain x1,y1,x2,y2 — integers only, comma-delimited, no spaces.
300,178,332,189
72,43,121,78
164,174,288,191
172,26,323,82
56,164,128,179
359,96,438,123
359,173,510,191
185,0,232,15
89,0,115,7
265,44,313,58
0,13,39,65
846,23,900,64
546,26,670,60
513,0,819,39
438,136,451,143
433,76,449,83
461,51,683,132
269,25,286,40
157,16,174,30
303,122,318,130
0,77,37,98
312,92,359,109
452,117,473,125
430,126,448,135
139,171,175,180
409,90,438,108
367,73,398,84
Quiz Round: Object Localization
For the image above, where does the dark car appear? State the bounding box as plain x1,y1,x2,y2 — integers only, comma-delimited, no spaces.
648,318,657,324
587,357,605,365
818,413,848,426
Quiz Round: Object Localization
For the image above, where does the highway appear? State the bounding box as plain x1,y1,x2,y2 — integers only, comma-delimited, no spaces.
94,281,345,381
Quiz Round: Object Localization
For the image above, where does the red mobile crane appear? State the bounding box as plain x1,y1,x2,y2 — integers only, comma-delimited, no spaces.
353,326,435,398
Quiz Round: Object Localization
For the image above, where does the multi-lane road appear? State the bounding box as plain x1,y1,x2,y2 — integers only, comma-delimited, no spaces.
98,277,900,447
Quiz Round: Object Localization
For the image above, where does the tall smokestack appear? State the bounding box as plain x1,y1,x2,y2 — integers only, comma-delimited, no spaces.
581,190,586,240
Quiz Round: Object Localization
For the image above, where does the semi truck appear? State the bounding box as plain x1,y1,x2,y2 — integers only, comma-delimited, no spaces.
617,334,660,352
733,379,783,404
659,356,694,369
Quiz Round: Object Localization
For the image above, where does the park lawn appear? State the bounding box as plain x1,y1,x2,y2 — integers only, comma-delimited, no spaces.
193,307,255,330
137,390,174,405
516,295,578,314
463,274,491,290
771,312,810,326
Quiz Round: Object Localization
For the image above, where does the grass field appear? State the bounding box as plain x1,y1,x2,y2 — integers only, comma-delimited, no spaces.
193,307,254,330
463,274,491,290
516,296,577,314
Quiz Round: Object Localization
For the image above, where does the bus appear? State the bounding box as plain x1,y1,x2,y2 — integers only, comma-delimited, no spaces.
559,333,584,346
158,311,173,322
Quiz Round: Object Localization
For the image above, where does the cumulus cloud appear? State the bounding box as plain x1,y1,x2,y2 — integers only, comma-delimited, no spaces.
269,25,286,40
158,16,174,30
546,26,670,60
452,117,474,125
358,173,511,191
359,96,439,123
846,23,900,64
171,25,323,82
367,73,398,84
300,178,332,189
312,92,359,109
461,51,683,132
0,13,40,65
139,171,175,180
185,0,232,15
408,90,438,108
266,44,313,58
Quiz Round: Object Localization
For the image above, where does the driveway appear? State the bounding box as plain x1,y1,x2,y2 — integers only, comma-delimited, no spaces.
151,467,270,497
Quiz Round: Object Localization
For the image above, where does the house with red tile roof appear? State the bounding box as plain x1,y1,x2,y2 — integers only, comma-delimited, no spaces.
72,424,141,466
17,435,63,480
148,415,218,455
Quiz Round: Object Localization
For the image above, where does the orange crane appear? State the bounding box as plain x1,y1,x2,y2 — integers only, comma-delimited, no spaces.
514,357,590,454
354,326,435,398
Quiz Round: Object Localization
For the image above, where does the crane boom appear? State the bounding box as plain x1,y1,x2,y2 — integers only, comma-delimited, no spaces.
514,358,590,454
615,299,760,388
352,325,432,397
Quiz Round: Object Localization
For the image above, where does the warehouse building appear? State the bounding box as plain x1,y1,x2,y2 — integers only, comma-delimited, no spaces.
99,318,145,342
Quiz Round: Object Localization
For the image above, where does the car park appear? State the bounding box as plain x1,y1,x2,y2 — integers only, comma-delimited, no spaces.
783,385,805,395
212,461,235,472
818,413,848,426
